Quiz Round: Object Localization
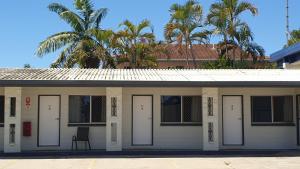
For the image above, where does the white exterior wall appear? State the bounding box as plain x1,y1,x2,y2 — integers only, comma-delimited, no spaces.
202,88,219,151
106,87,123,151
21,87,106,151
219,88,298,149
4,87,22,153
0,86,299,151
122,87,203,150
0,87,4,151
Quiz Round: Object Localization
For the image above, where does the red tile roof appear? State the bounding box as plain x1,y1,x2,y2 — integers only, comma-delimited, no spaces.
156,44,244,60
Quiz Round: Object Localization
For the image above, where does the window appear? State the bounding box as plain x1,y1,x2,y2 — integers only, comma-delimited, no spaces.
0,96,4,125
9,124,15,144
252,96,272,123
10,97,16,117
111,97,117,117
69,96,106,125
273,96,293,122
251,96,294,125
161,96,202,125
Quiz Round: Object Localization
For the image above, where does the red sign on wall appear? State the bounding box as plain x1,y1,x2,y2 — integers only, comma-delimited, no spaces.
25,97,31,110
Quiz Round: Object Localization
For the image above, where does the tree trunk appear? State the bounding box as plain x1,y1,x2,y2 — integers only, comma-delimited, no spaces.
189,42,197,68
185,43,190,68
85,56,100,68
224,34,229,59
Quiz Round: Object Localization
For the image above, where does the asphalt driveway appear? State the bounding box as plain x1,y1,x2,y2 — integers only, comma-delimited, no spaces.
1,155,300,169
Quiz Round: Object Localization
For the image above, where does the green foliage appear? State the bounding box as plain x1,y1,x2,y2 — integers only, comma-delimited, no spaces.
24,64,31,68
200,56,276,69
37,0,112,68
113,19,161,68
207,0,264,62
36,0,268,70
165,0,210,68
287,29,300,47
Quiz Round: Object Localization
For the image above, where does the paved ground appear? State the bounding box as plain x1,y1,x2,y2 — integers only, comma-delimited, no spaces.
0,155,300,169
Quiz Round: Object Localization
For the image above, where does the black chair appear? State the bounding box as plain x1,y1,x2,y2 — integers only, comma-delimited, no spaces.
72,127,91,150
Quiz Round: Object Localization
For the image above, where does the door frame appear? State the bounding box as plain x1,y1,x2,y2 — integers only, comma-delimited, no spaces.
37,95,61,147
297,95,300,146
131,95,153,146
222,95,244,146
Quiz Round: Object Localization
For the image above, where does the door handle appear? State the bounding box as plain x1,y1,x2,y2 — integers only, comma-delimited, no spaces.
238,117,242,120
55,118,60,120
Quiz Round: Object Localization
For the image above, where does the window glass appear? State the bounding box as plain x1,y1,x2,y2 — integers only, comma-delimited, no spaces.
273,96,293,122
10,97,16,117
183,96,202,122
91,96,106,122
161,96,181,122
0,96,4,123
69,96,90,123
252,96,272,122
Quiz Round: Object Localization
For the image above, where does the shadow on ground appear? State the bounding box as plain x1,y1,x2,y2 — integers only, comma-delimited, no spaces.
0,150,300,159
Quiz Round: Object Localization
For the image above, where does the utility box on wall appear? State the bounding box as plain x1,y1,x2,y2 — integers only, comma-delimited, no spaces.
23,122,31,137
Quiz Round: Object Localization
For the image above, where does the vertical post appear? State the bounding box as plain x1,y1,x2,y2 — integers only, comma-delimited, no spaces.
106,87,122,151
202,88,219,151
286,0,290,45
4,87,22,153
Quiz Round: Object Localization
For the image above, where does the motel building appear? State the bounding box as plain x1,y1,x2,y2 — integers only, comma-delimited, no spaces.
0,68,299,153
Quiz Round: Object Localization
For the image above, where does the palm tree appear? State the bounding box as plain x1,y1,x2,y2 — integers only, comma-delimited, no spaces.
207,0,258,60
113,20,159,68
287,29,300,47
164,0,210,68
235,24,265,62
36,0,112,68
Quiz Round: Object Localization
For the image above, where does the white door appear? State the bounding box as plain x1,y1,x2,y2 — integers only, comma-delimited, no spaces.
39,96,60,146
223,96,243,145
132,96,152,145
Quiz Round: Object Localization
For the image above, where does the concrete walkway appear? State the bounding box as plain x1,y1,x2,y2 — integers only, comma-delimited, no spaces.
0,156,300,169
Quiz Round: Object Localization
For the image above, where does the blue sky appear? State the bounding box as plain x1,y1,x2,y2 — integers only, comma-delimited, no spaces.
0,0,299,68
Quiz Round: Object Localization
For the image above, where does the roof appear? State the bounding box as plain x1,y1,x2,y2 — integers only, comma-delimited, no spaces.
156,44,245,61
0,68,300,87
271,42,300,62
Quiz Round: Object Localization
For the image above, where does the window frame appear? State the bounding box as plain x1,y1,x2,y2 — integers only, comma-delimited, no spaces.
251,95,295,126
160,95,202,126
0,96,4,127
68,95,106,126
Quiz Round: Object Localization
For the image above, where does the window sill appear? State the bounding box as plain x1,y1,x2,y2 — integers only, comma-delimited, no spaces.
160,123,202,126
251,123,295,126
68,123,106,127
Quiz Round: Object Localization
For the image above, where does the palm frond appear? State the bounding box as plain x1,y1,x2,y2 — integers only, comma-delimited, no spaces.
236,2,258,16
74,0,94,18
137,19,152,35
36,32,79,57
48,3,85,32
50,42,77,68
120,20,136,35
89,8,108,28
48,3,69,14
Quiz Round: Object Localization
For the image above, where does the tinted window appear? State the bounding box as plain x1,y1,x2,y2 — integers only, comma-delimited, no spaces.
183,96,202,122
161,96,181,122
91,96,106,122
69,96,90,123
252,96,272,122
273,96,293,122
10,97,16,117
